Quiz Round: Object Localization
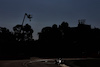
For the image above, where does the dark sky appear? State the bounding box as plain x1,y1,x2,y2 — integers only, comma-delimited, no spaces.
0,0,100,40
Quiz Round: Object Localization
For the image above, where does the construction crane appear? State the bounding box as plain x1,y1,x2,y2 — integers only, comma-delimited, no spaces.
22,13,32,26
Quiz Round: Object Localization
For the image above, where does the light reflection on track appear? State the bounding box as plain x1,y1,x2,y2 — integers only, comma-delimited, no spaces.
23,59,56,67
23,58,94,67
0,58,95,67
23,58,71,67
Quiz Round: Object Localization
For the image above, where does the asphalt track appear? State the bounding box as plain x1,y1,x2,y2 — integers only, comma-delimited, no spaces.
0,58,100,67
0,58,68,67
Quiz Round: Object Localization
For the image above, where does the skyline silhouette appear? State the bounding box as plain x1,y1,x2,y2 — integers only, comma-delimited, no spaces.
0,20,100,59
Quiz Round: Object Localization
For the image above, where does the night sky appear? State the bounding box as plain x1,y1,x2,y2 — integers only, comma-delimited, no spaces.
0,0,100,40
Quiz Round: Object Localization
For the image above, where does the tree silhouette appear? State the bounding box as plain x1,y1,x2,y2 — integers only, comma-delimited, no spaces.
0,27,14,42
13,24,33,41
37,21,100,58
23,24,33,41
13,25,23,41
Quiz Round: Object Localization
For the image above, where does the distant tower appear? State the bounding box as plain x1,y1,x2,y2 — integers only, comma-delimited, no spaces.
81,19,86,24
78,20,81,24
78,19,86,24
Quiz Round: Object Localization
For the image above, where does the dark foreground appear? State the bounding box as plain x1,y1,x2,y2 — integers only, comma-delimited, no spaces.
0,58,100,67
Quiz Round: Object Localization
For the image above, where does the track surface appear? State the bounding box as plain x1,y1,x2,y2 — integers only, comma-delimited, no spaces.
0,58,100,67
